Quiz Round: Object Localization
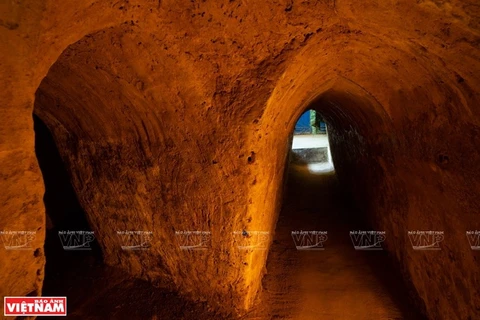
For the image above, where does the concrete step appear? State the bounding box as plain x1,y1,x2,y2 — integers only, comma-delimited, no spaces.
291,147,329,163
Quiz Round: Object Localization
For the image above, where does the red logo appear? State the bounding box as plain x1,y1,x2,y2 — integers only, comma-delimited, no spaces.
4,297,66,316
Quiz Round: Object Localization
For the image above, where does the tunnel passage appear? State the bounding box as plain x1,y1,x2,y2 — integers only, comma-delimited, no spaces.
247,42,479,317
247,29,480,317
2,1,480,318
33,114,102,296
244,98,426,318
305,88,398,217
256,146,424,319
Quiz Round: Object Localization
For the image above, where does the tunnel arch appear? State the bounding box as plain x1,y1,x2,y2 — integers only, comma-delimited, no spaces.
31,21,262,315
0,2,152,303
244,66,405,313
246,31,480,318
246,74,403,289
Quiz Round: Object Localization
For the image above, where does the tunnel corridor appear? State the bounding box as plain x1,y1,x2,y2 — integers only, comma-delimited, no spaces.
247,165,424,319
2,1,480,319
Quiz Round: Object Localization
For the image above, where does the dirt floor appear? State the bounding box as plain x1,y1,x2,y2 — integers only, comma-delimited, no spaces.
242,165,424,320
41,163,424,319
41,254,224,320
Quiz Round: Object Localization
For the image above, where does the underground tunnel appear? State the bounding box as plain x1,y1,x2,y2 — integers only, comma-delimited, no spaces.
1,1,480,319
255,106,424,319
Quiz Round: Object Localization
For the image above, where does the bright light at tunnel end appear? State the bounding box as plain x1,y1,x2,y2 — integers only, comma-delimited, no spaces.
306,162,334,174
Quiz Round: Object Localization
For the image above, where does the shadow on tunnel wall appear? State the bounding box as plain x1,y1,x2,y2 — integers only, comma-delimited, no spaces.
33,114,103,296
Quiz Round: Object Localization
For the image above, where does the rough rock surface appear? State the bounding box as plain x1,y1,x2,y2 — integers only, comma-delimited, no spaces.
1,0,480,318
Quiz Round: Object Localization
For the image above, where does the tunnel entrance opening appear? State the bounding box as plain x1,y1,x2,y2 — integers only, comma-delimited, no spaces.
290,109,334,174
33,114,103,296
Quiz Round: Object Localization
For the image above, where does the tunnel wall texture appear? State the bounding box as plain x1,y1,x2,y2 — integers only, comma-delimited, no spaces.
1,0,480,318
